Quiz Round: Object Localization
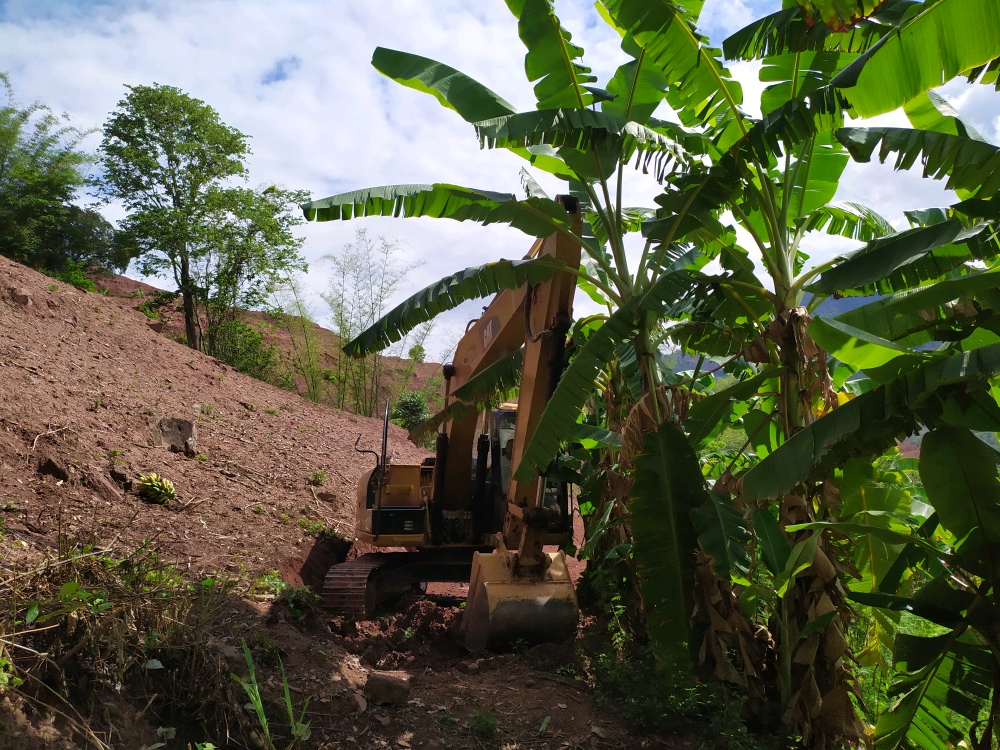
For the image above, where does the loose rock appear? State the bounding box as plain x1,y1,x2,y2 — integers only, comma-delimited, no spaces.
364,672,410,706
38,457,69,482
8,287,31,307
153,417,197,457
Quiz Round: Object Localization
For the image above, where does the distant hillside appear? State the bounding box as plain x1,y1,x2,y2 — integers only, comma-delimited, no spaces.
92,273,445,415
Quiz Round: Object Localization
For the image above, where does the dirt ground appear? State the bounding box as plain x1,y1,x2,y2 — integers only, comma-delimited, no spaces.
0,258,694,749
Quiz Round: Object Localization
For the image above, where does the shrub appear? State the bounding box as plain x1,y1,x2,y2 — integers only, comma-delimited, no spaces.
136,472,176,504
297,518,324,536
471,710,498,739
390,391,429,433
49,260,95,291
309,469,327,486
207,319,279,381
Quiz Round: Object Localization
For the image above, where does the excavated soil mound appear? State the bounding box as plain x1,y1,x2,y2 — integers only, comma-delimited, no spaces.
0,255,428,579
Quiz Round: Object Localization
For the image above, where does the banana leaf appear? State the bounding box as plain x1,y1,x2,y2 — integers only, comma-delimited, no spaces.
514,268,699,480
451,347,524,407
807,219,995,297
832,268,1000,345
691,491,751,581
760,49,859,115
920,424,1000,547
685,367,783,450
783,133,851,223
742,343,1000,502
506,0,595,110
604,0,747,152
300,184,576,239
903,91,986,143
473,108,687,177
341,258,565,357
723,6,887,61
808,317,925,371
568,423,622,449
831,0,1000,118
629,420,705,670
513,298,639,481
601,30,669,126
873,630,991,750
371,47,517,123
799,200,895,242
836,127,1000,200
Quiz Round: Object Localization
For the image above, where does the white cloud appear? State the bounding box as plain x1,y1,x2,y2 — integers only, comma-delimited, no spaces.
0,0,989,356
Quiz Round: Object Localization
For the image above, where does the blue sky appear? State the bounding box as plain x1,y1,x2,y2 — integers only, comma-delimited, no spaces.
0,0,996,358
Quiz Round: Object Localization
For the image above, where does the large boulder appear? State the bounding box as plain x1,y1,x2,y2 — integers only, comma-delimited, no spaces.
153,418,197,457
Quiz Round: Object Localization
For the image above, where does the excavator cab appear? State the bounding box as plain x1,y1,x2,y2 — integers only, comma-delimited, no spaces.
324,195,582,650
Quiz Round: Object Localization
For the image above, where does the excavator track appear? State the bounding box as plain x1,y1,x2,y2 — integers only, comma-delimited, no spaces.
321,553,412,620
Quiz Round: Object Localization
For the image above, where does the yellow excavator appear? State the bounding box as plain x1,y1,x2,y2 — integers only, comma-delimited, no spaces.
322,195,581,651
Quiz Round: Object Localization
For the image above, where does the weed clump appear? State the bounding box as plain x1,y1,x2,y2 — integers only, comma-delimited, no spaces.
471,710,498,739
0,542,241,746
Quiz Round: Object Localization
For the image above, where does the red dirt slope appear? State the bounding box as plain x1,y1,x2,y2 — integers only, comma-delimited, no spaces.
0,255,427,576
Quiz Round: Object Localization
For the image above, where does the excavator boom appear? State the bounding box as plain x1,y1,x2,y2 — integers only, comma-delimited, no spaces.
323,195,582,651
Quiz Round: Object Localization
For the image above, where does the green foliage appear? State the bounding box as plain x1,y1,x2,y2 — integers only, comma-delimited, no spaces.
591,647,759,749
470,710,498,739
208,319,281,381
0,76,130,281
830,0,1000,118
628,421,705,671
338,254,566,358
308,470,327,486
232,639,311,750
390,391,429,433
136,472,176,504
322,229,422,416
407,343,426,363
101,83,296,351
371,47,516,123
199,185,309,339
296,518,324,536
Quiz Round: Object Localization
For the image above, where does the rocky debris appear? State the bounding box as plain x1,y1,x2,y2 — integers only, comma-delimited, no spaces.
364,672,410,706
456,661,479,674
86,468,123,502
37,456,69,482
7,287,31,307
352,693,368,713
153,417,197,456
110,466,130,486
529,641,579,670
327,616,358,637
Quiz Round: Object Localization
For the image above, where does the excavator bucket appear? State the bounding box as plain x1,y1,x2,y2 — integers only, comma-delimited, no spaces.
463,549,579,652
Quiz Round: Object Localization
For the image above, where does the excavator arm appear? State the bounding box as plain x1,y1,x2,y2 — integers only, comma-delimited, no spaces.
445,195,582,651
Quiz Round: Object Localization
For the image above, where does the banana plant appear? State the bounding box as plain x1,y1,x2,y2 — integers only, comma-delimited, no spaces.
651,1,1000,741
587,0,1000,741
300,1,1000,734
788,424,1000,749
300,0,742,670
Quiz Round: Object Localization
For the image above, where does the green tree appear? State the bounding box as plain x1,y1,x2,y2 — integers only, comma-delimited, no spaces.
99,83,249,349
0,75,129,286
321,228,422,417
408,343,426,363
197,185,309,349
271,275,325,402
391,391,430,433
